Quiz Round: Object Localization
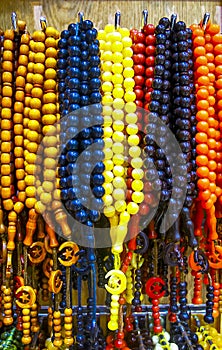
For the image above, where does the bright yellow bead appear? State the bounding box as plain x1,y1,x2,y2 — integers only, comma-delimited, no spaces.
119,211,130,224
112,109,124,121
112,142,124,154
102,81,113,93
127,202,139,215
104,24,115,33
125,113,137,124
113,98,125,109
113,87,124,99
104,148,113,160
101,50,112,61
113,131,124,142
102,61,113,72
25,186,36,197
98,30,106,40
103,170,114,183
126,123,138,135
131,157,143,169
132,191,144,203
103,182,113,195
111,41,123,52
25,175,35,186
104,137,113,149
103,106,113,116
108,320,118,331
115,200,126,212
103,194,113,206
99,40,106,50
128,134,140,146
103,115,113,127
124,91,136,102
122,47,133,58
104,205,115,217
113,188,125,200
112,52,123,63
104,41,112,51
112,63,123,74
25,197,37,208
102,71,113,82
122,36,132,47
129,146,141,158
113,120,124,131
119,27,130,37
104,126,113,138
125,102,136,113
113,154,125,165
116,224,128,239
132,179,143,192
28,120,40,131
113,165,124,177
102,94,113,106
104,159,114,171
123,67,134,78
132,168,144,180
113,176,126,189
123,57,134,68
112,74,123,85
124,78,135,90
107,31,122,42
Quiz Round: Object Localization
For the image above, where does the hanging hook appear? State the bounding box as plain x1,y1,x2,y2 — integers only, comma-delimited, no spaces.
115,11,121,30
11,12,17,32
170,13,177,31
142,9,148,27
40,16,47,31
202,12,210,31
78,11,84,24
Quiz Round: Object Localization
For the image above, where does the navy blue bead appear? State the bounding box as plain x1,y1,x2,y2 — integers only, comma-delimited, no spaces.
67,56,81,68
80,128,91,138
68,23,77,35
58,58,67,69
66,150,79,162
58,166,67,177
67,162,79,175
80,40,88,50
69,104,80,112
93,115,103,125
80,95,90,106
81,150,91,161
67,67,81,78
58,81,66,92
67,116,79,129
58,154,67,166
89,67,100,78
60,178,68,189
69,92,80,104
68,35,81,46
80,70,89,81
68,187,77,199
63,99,69,109
90,92,102,103
68,45,81,57
91,197,103,210
86,28,97,43
89,55,100,66
61,189,69,200
64,88,71,98
92,174,104,185
91,126,103,138
75,209,88,223
81,50,89,60
80,32,86,41
70,199,82,211
89,43,99,55
67,175,80,187
80,139,92,150
57,69,66,79
68,77,80,90
82,20,93,30
58,48,68,58
204,314,214,324
89,78,101,90
92,162,105,174
89,209,100,222
80,60,90,71
58,38,68,48
80,83,89,95
58,92,65,102
61,29,70,39
92,186,105,198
